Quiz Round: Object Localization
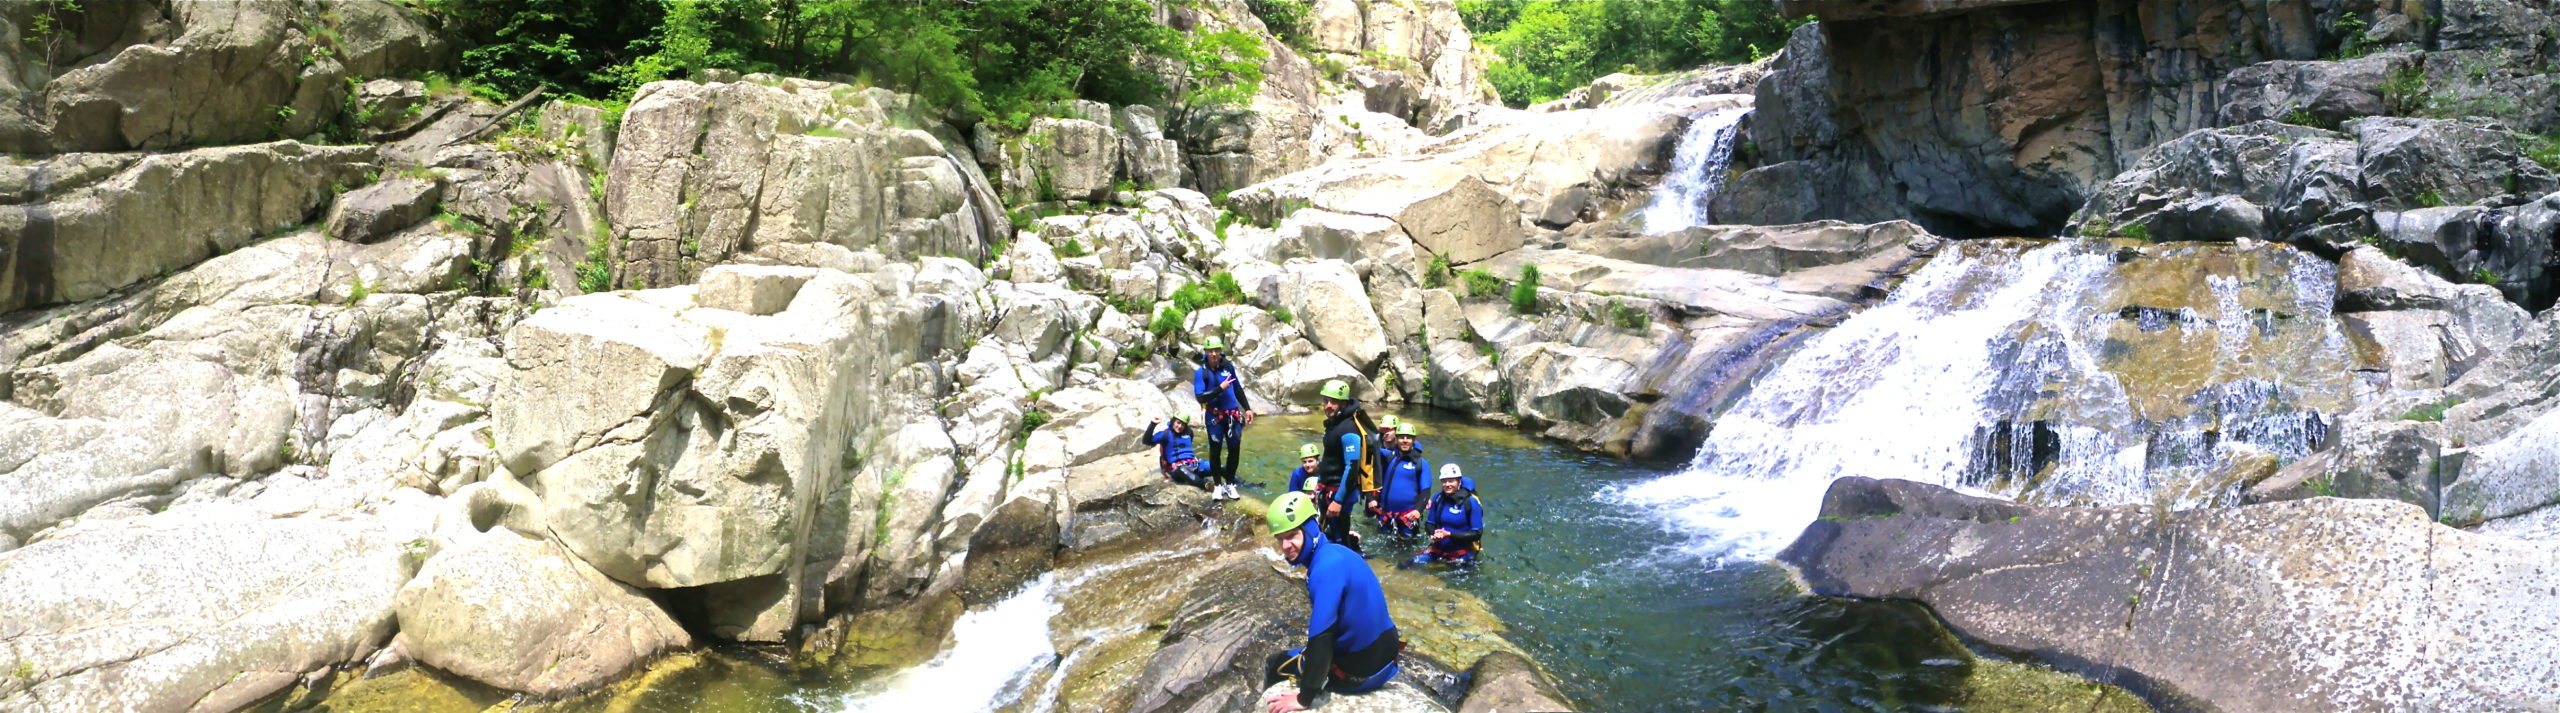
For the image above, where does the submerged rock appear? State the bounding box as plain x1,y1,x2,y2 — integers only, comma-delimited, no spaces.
1782,476,2560,713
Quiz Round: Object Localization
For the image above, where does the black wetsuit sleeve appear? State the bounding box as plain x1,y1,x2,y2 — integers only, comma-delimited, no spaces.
1297,633,1334,706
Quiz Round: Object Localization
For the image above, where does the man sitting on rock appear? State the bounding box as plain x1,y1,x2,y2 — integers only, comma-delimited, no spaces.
1144,415,1209,490
1374,421,1432,538
1263,491,1403,713
1410,464,1484,568
1193,336,1256,501
1286,443,1322,493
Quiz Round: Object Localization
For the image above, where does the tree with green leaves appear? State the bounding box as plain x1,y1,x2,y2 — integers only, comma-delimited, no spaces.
1460,0,1809,107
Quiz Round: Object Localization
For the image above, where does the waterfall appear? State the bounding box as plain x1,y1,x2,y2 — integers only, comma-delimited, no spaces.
1617,239,2364,561
829,574,1061,713
1640,107,1754,234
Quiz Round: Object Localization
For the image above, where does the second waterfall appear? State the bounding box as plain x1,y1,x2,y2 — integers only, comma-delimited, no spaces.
1640,106,1754,233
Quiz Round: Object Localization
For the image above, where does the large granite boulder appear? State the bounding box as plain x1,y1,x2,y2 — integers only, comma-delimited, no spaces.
2354,117,2558,211
2215,53,2418,128
0,0,447,153
606,80,999,287
491,263,974,641
1782,476,2560,713
0,141,378,313
392,528,692,696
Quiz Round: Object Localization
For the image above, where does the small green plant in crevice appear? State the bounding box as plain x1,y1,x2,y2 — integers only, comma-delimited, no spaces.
1474,340,1500,365
1051,238,1091,258
2116,221,2152,242
2380,65,2430,116
2330,13,2370,60
2308,475,2339,498
401,538,430,564
1424,253,1453,288
1271,305,1295,324
2524,132,2560,172
12,658,33,680
1508,265,1542,315
2401,397,2460,422
576,219,615,293
2078,217,2114,238
2472,267,2503,286
1017,410,1053,440
1605,300,1652,330
1215,209,1239,242
343,276,374,305
436,210,485,235
1459,268,1505,298
2417,190,2449,208
1148,305,1187,336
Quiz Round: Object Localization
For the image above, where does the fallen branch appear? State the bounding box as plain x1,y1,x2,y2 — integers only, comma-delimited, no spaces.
444,87,550,146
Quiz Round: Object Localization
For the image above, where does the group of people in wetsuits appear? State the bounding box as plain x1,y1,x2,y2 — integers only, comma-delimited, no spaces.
1141,339,1489,712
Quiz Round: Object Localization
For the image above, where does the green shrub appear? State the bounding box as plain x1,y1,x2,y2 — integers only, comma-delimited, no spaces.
2472,268,2502,285
1052,238,1091,258
1460,268,1505,298
2119,221,2152,242
2380,65,2430,115
2330,14,2370,60
344,276,373,305
2401,398,2460,422
1425,253,1453,288
2417,190,2449,208
1606,300,1652,330
2524,132,2560,172
1271,306,1295,324
576,219,615,293
1147,305,1186,335
1508,265,1542,314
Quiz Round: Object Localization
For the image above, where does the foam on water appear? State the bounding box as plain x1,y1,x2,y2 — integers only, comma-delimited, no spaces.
829,575,1061,713
1616,239,2360,562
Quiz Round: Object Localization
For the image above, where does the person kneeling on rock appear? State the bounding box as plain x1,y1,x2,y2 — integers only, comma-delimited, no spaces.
1262,491,1403,712
1410,464,1484,568
1145,415,1211,491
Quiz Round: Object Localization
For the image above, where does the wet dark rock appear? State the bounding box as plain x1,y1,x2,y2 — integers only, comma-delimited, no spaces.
2216,54,2418,128
959,496,1061,606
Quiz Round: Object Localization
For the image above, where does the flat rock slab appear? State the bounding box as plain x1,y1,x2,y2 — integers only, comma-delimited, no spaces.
1780,476,2560,713
0,513,420,713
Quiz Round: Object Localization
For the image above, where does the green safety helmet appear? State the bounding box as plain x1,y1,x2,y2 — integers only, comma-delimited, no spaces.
1377,415,1402,431
1319,379,1352,401
1268,491,1320,535
1201,336,1226,351
1298,443,1323,459
1397,422,1419,437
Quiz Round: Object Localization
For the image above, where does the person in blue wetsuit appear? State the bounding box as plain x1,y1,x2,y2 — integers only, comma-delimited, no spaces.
1261,491,1402,713
1192,336,1255,501
1373,422,1431,537
1143,416,1208,489
1411,464,1484,567
1286,443,1322,493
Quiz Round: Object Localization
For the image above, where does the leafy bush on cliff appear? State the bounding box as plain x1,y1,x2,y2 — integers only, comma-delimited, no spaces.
1461,0,1810,107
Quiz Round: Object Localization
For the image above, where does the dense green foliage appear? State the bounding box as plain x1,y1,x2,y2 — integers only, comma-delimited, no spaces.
1459,0,1809,107
427,0,1266,126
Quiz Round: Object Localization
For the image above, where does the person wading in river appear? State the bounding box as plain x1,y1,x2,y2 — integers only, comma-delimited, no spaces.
1143,415,1209,490
1374,421,1432,538
1313,379,1378,553
1193,336,1255,501
1409,463,1485,568
1262,491,1403,712
1287,443,1322,493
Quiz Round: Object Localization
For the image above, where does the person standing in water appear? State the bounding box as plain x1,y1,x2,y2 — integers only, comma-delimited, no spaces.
1313,379,1376,553
1411,464,1484,567
1193,336,1255,501
1261,491,1403,713
1374,421,1432,538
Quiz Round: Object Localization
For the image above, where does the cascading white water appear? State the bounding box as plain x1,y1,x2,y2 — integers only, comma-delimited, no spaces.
1617,239,2364,561
828,574,1062,713
1640,107,1754,234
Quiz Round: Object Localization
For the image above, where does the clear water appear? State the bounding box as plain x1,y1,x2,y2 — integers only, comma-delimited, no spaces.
1230,413,1985,711
1640,106,1754,233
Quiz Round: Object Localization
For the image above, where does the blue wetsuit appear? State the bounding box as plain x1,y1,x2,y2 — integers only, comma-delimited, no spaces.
1415,477,1484,565
1287,465,1317,494
1266,520,1401,705
1191,355,1251,485
1375,446,1431,536
1142,422,1204,485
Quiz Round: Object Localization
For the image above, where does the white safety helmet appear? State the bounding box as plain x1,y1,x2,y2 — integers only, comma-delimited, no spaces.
1438,463,1464,481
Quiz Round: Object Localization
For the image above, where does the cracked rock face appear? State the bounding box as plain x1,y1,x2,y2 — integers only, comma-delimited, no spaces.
1781,476,2560,713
